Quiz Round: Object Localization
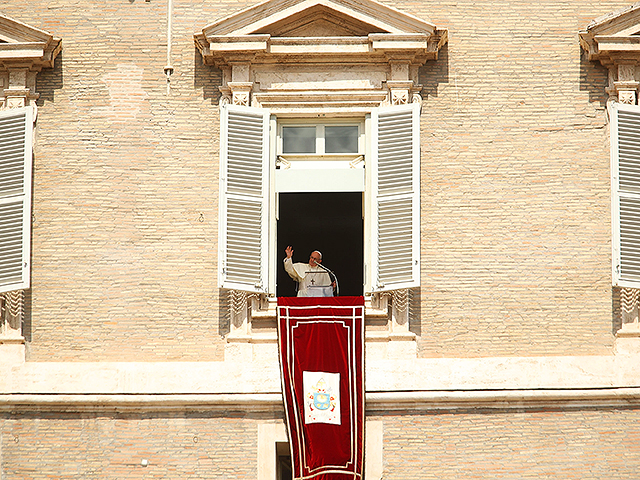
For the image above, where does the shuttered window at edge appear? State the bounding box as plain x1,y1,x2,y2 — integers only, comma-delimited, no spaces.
0,106,33,294
370,103,420,291
219,105,269,292
613,103,640,287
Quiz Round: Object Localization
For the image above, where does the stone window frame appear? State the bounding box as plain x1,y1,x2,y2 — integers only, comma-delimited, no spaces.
196,0,447,353
581,5,640,343
0,14,60,359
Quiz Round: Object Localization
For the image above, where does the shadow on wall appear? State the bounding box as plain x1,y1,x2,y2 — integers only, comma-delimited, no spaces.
420,42,449,101
579,46,608,107
35,51,64,107
194,48,222,105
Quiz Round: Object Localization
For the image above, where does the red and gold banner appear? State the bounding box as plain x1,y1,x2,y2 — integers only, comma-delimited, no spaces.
278,296,365,480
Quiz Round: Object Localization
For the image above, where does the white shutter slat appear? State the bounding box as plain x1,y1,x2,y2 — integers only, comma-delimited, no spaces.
0,106,32,294
618,109,640,194
219,105,270,292
0,201,24,280
368,103,420,292
377,108,415,196
619,196,640,282
378,197,413,283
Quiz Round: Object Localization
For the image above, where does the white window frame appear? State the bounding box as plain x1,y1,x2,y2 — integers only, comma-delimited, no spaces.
277,119,365,158
0,106,33,294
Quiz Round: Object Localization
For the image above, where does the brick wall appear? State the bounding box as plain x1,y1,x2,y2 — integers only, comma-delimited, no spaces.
2,408,638,478
380,407,640,478
416,0,623,357
1,412,258,479
0,0,631,360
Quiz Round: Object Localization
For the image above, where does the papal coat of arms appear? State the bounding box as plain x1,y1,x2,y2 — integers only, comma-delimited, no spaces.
303,371,341,425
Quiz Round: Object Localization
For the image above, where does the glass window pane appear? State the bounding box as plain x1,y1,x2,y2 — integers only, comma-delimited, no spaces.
282,126,316,154
325,126,358,153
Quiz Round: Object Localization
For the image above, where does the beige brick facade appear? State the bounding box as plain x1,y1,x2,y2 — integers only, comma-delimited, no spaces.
1,0,640,478
0,0,625,360
380,408,640,479
2,412,260,479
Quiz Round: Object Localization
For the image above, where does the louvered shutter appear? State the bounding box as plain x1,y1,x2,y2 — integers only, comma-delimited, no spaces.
612,102,640,288
0,106,33,294
219,104,270,292
367,103,420,292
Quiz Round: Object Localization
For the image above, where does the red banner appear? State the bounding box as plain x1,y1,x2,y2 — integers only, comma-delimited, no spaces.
278,296,365,480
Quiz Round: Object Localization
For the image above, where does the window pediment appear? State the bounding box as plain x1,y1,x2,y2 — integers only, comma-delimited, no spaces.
0,15,60,70
245,4,389,37
0,14,61,108
195,0,447,113
580,4,640,104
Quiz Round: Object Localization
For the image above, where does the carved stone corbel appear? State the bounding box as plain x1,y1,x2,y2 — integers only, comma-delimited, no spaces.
228,289,251,339
0,290,25,344
2,68,40,109
387,81,412,105
228,82,253,106
372,288,413,336
620,287,640,328
612,63,639,105
390,288,410,333
615,286,640,354
369,288,416,359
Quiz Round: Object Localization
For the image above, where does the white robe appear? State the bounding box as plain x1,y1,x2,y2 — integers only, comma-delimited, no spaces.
283,257,332,297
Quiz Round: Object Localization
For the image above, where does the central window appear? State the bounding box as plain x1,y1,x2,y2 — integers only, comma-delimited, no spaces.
218,103,421,296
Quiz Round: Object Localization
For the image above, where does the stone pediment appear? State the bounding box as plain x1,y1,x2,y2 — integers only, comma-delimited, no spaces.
250,4,388,37
196,0,445,61
580,2,640,63
0,14,61,108
195,0,447,113
0,14,61,70
580,3,640,104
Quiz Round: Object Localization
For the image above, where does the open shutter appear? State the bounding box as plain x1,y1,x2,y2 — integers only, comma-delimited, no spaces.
367,103,420,292
0,106,33,294
219,104,270,293
612,102,640,288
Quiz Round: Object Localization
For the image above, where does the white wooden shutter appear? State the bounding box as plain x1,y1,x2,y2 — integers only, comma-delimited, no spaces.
0,106,33,294
219,104,270,292
612,102,640,288
367,103,420,292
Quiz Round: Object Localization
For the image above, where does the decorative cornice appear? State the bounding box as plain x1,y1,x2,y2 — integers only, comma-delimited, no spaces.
0,14,61,71
0,14,61,108
195,0,446,113
580,5,640,104
2,388,640,414
198,0,439,37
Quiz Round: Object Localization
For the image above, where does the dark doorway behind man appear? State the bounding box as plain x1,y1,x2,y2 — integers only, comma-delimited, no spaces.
277,192,364,297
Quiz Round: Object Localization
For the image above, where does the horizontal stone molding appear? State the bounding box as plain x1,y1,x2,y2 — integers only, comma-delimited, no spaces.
2,387,640,414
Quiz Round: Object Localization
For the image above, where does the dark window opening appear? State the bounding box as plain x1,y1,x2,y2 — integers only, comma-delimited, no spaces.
276,442,292,480
277,192,364,297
